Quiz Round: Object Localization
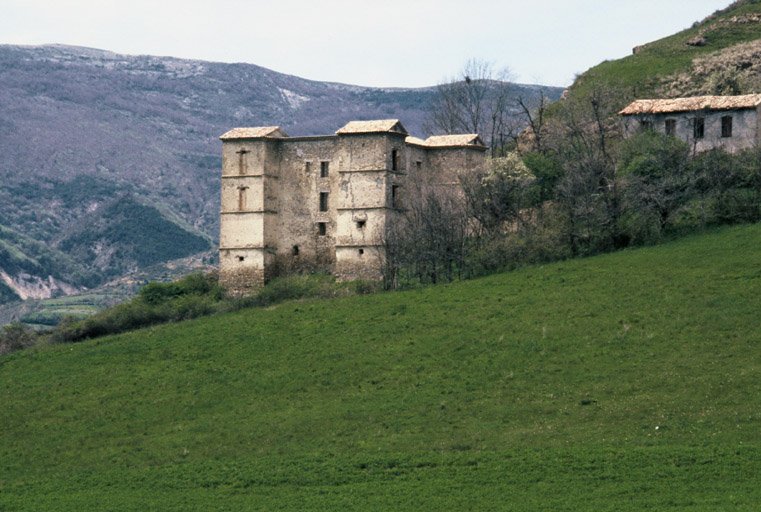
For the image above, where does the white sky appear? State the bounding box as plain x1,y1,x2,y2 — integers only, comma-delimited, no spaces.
1,0,734,88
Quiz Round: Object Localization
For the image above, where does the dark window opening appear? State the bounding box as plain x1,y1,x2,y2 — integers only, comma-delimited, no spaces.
305,161,311,173
722,116,733,138
416,160,422,170
359,248,364,255
391,149,398,171
292,245,300,256
236,148,249,175
319,192,329,212
694,117,705,139
356,220,366,229
665,119,676,136
238,256,245,262
321,161,329,177
640,119,652,131
391,184,400,209
238,186,248,211
317,222,327,236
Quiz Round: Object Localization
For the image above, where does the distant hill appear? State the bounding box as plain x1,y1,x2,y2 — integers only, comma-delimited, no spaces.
0,44,563,307
570,0,761,101
2,223,760,509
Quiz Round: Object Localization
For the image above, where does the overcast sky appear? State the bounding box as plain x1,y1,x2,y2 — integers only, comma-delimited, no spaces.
1,0,734,88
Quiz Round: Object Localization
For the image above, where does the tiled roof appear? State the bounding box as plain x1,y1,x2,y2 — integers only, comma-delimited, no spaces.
405,136,427,146
619,94,761,115
336,120,408,135
424,134,486,147
219,127,288,140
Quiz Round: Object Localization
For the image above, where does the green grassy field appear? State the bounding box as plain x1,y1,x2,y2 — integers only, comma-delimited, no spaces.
2,224,761,510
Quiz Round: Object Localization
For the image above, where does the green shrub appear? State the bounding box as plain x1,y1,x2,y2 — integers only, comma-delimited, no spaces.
0,324,39,356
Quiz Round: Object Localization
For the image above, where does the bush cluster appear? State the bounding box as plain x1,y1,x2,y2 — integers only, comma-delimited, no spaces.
1,272,381,354
383,109,761,288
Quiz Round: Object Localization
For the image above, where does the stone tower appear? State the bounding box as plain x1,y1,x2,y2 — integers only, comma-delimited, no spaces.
218,127,287,294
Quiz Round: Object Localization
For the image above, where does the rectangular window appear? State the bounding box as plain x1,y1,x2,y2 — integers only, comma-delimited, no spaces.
238,186,247,211
391,184,400,209
236,148,249,175
664,119,676,136
693,117,705,139
722,116,733,138
305,161,311,173
321,161,329,177
317,222,327,236
416,161,422,170
319,192,328,212
640,119,652,131
391,149,398,171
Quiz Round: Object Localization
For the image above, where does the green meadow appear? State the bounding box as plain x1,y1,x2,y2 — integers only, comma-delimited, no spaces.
2,224,761,510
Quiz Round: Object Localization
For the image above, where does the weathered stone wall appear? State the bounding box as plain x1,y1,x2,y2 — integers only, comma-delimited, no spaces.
277,136,340,274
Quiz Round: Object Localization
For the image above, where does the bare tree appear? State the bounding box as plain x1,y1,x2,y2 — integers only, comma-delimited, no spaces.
425,59,517,157
376,175,469,288
517,91,552,154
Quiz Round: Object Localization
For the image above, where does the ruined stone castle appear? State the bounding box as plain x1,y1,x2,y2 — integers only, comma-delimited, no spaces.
218,120,487,293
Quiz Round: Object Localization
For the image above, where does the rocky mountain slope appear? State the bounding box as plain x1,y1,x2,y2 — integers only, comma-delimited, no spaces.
0,44,563,307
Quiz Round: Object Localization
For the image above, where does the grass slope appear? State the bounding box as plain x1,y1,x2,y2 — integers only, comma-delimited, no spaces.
2,224,761,510
573,0,761,97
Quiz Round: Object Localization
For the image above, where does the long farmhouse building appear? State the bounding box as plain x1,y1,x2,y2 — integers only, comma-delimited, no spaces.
620,93,761,152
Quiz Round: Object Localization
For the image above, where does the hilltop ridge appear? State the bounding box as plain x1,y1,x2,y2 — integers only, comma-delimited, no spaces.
569,0,761,101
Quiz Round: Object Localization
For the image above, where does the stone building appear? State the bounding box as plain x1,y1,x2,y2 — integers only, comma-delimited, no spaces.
218,120,487,293
619,94,761,152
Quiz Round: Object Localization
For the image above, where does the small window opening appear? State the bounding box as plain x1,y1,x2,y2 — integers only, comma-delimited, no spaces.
236,148,249,175
664,119,676,136
305,161,311,173
416,160,422,170
722,116,733,138
359,248,364,255
321,161,329,177
391,149,398,171
317,222,327,236
640,119,652,131
391,184,400,209
356,220,366,229
693,117,705,139
238,186,248,211
237,256,245,262
319,192,329,212
292,245,300,256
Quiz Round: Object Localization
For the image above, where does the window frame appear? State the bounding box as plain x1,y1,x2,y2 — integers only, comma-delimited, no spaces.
693,117,705,140
721,116,733,138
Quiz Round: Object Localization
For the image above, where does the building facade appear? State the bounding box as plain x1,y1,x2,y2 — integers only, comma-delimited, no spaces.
619,94,761,152
218,120,487,293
